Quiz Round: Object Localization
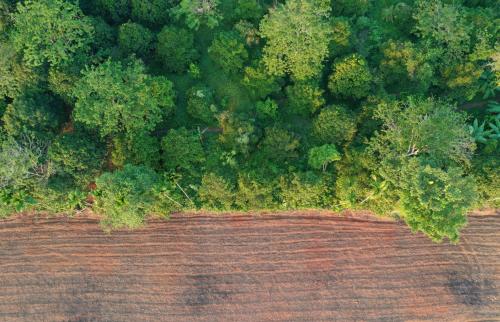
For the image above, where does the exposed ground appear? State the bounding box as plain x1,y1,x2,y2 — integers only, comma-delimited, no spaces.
0,211,498,321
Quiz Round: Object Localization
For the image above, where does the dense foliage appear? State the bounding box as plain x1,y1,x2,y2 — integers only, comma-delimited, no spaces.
0,0,498,242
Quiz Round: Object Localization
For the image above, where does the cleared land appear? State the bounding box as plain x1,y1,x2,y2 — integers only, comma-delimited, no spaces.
0,212,498,321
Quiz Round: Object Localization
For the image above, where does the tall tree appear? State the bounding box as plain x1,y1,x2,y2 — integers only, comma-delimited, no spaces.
73,59,175,139
259,0,332,80
11,0,94,67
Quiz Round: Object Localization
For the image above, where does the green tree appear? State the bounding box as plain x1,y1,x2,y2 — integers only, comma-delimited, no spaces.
172,0,222,30
399,160,477,243
208,31,248,74
110,134,161,169
93,165,161,230
259,0,332,80
0,41,39,99
2,90,64,139
312,105,357,145
285,82,325,115
11,0,94,67
73,59,175,138
198,173,235,210
328,54,372,99
48,130,106,185
279,172,331,209
186,86,218,124
413,0,470,61
235,174,276,210
242,61,281,99
93,0,130,23
257,127,300,163
156,26,197,73
370,98,475,172
118,22,154,57
162,128,205,173
131,0,171,27
379,40,433,94
331,0,370,17
308,144,341,171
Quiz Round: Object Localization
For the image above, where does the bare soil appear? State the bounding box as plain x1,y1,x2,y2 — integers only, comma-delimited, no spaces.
0,211,498,321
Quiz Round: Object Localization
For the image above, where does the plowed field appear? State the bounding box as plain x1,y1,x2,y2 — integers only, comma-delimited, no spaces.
0,212,498,321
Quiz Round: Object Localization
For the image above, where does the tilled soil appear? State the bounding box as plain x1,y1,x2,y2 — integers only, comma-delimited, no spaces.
0,212,498,321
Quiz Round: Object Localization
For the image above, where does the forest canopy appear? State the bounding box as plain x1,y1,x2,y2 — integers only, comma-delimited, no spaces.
0,0,498,243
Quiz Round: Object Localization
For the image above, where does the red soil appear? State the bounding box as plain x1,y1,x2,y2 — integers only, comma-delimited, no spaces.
0,212,498,321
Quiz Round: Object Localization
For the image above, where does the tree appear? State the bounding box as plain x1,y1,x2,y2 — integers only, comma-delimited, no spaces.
118,22,154,57
73,59,175,138
398,160,477,243
48,130,106,185
328,54,372,99
198,173,235,210
331,0,370,17
11,0,94,67
286,82,325,115
162,128,205,173
0,41,39,99
308,144,341,171
208,31,249,74
259,0,332,80
235,174,276,210
172,0,222,30
279,172,331,209
257,127,300,163
242,61,281,99
0,136,49,217
368,98,478,242
413,0,470,61
186,86,218,124
93,0,130,23
2,90,64,140
156,26,197,73
312,105,357,145
93,165,161,230
111,134,161,169
131,0,171,27
0,135,50,190
379,40,433,94
370,98,475,172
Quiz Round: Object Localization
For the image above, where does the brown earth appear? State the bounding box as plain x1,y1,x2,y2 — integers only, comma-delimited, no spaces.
0,211,498,322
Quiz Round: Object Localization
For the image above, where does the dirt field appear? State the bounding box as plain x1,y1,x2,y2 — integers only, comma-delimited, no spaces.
0,212,498,321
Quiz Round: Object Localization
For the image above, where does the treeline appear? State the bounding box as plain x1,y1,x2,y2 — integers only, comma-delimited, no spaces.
0,0,498,242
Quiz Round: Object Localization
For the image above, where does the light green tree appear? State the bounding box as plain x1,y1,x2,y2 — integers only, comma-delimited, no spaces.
259,0,332,80
308,144,341,171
